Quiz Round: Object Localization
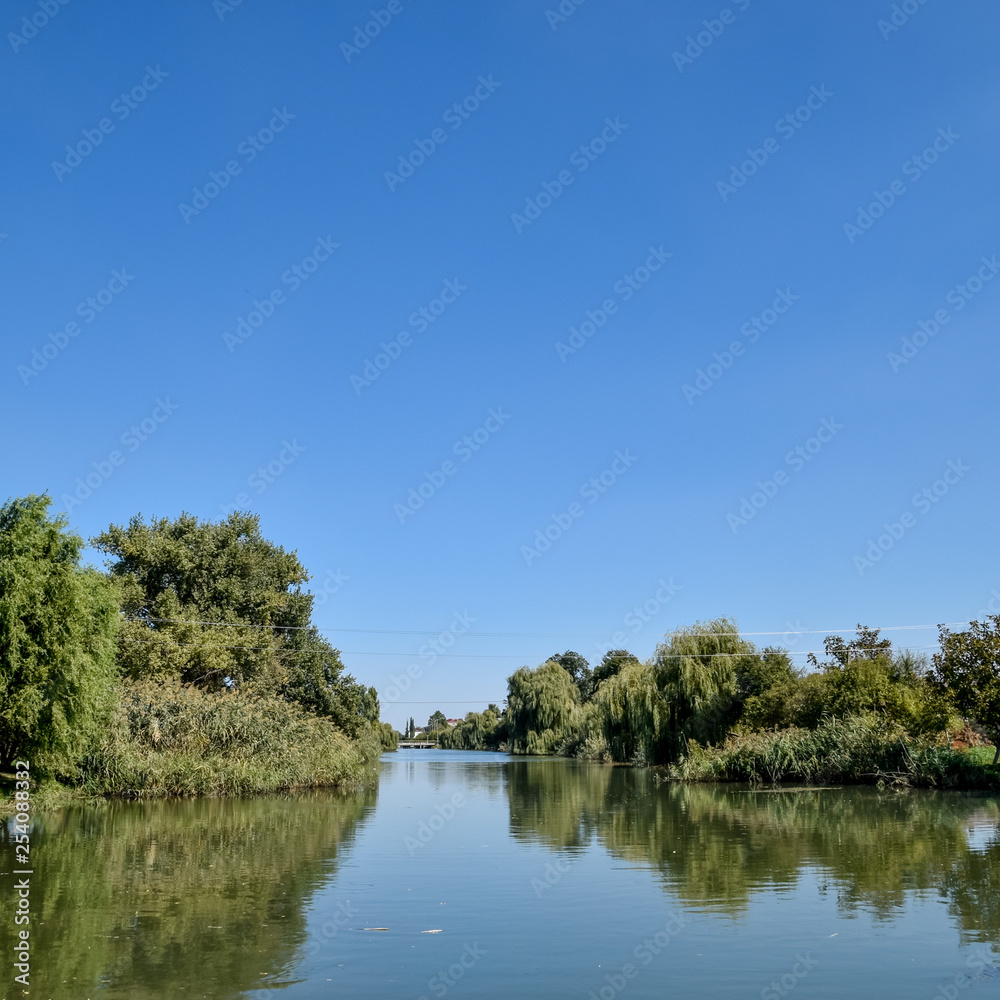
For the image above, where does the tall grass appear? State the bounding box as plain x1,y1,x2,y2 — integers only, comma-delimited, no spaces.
668,715,1000,789
79,678,381,798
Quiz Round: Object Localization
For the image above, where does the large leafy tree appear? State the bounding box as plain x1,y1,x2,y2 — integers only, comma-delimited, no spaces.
805,626,947,734
807,626,893,668
439,707,502,750
592,660,667,764
590,649,640,694
548,650,591,700
506,660,579,754
426,710,448,733
934,617,1000,762
92,511,377,735
0,495,119,773
655,617,758,758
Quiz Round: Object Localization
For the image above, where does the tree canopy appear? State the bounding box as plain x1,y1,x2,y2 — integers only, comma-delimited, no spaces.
0,495,119,773
548,650,592,699
427,710,448,733
506,660,580,754
92,511,378,736
934,617,1000,761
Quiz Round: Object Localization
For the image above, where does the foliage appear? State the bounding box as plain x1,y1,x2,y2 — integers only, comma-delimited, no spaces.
439,707,503,750
741,634,950,737
0,495,120,775
81,677,381,797
92,511,379,736
655,617,758,758
807,625,893,668
426,709,448,734
591,661,668,764
739,670,826,730
590,649,640,694
379,722,400,750
933,617,1000,758
548,649,592,699
669,714,999,789
506,660,580,754
483,618,961,769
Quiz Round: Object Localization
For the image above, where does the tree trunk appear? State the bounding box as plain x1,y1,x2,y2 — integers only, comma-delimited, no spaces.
992,744,999,766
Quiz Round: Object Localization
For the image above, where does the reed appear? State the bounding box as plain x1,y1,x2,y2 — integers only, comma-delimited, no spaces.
78,678,381,798
668,715,1000,789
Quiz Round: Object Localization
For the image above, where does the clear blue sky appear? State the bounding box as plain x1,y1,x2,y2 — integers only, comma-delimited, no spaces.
5,0,999,729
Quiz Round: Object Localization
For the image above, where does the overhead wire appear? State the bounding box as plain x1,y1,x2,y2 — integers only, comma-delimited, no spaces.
122,614,975,639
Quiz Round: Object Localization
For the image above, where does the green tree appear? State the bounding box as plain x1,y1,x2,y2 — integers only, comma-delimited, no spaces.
438,708,502,750
427,710,448,734
592,660,668,764
506,660,579,754
807,625,893,668
934,617,1000,762
549,650,591,700
379,722,400,750
591,649,640,693
92,511,375,734
655,617,758,758
0,495,119,774
806,627,948,735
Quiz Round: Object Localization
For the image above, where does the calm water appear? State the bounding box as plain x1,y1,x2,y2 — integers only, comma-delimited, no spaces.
5,751,1000,999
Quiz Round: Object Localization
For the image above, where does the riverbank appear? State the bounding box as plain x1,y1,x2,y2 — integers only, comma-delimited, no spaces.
666,717,1000,789
2,678,383,813
431,715,1000,790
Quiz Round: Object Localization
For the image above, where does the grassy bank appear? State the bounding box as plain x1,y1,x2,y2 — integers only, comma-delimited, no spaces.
2,679,382,811
667,716,1000,789
0,777,88,815
79,678,383,798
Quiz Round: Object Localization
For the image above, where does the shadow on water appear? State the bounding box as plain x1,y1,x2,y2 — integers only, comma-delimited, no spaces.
504,758,1000,942
0,787,376,1000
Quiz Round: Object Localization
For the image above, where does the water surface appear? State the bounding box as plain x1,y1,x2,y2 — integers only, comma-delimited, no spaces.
5,750,1000,998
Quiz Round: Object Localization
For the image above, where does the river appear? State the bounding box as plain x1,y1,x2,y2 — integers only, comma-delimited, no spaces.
5,749,1000,999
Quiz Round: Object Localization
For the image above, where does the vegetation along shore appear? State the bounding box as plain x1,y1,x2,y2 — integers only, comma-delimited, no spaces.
4,491,1000,808
420,622,1000,790
0,495,394,809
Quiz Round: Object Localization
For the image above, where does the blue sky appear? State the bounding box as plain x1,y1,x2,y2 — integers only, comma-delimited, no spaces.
5,0,999,728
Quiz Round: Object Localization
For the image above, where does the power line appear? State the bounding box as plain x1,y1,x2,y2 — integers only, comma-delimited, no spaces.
118,635,939,659
122,615,976,639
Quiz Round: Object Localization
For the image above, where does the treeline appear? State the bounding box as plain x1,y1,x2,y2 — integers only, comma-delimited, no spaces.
434,617,1000,783
0,495,392,798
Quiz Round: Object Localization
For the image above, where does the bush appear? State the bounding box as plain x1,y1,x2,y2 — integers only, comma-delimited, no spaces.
669,715,1000,789
80,678,381,797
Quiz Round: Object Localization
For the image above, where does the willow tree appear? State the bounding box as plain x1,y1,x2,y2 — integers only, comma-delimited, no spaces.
591,660,668,763
439,707,502,750
655,617,758,759
0,495,119,774
506,660,579,754
591,649,641,693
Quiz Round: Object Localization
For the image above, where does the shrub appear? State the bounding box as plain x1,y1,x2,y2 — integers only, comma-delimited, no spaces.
669,715,1000,789
80,678,381,797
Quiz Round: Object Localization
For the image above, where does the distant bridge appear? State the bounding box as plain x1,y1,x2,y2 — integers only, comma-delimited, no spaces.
397,741,437,749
